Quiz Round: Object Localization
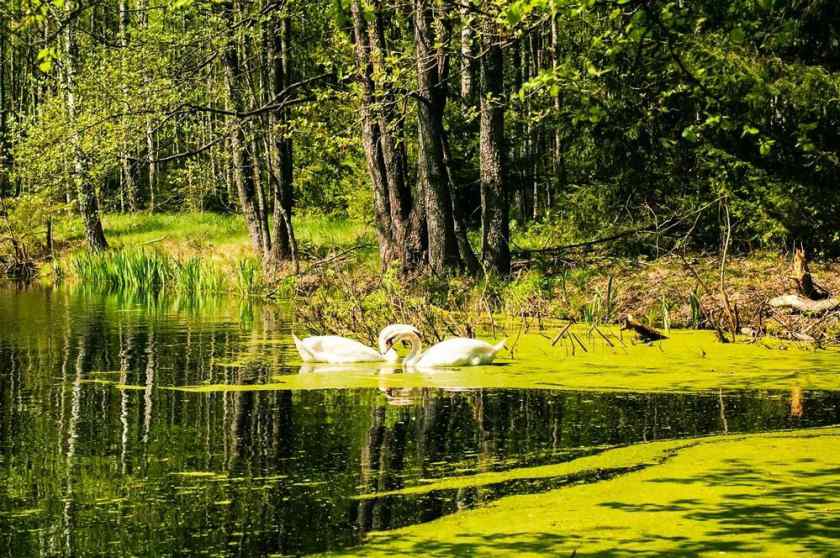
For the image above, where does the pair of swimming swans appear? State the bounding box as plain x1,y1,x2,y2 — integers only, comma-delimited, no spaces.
293,324,506,369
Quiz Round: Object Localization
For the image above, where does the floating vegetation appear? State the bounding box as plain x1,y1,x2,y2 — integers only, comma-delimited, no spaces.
340,427,840,557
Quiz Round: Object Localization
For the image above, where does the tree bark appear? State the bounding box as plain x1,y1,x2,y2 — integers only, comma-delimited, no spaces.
459,2,474,106
0,17,8,196
350,0,397,265
369,0,425,269
267,14,297,265
64,0,108,251
414,0,461,273
479,20,510,275
118,0,139,212
220,1,268,258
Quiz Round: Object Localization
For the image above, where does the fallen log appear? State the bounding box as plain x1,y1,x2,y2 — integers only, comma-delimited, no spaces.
621,315,668,342
768,295,840,315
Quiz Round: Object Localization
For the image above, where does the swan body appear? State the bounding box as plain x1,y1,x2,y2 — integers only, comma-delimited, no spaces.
380,324,506,370
293,333,398,364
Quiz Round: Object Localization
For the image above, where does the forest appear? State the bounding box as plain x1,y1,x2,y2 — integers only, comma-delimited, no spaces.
1,0,838,280
3,3,840,556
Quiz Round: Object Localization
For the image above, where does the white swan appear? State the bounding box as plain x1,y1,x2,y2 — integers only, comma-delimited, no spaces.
380,324,507,369
293,325,407,364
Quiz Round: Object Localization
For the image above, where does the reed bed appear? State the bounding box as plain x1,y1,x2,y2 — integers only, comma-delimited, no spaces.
69,248,227,296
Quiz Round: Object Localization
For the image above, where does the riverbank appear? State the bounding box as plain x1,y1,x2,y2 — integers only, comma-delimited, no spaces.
37,212,840,343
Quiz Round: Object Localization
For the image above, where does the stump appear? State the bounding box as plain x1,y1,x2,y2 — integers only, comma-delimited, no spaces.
770,248,837,315
792,247,828,300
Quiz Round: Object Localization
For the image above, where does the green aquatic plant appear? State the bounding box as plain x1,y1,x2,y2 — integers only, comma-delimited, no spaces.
69,248,226,296
171,328,840,394
336,427,840,557
689,288,703,329
174,257,226,296
236,258,265,296
70,248,174,291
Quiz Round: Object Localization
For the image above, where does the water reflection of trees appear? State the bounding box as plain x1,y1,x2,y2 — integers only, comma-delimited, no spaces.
1,287,839,556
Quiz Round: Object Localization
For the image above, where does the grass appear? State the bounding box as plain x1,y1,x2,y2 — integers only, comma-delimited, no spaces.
51,211,375,294
42,211,840,342
333,426,840,556
70,248,226,296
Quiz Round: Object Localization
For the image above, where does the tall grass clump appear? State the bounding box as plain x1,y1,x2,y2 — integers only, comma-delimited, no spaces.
71,248,174,292
174,257,227,296
70,248,226,296
236,258,265,296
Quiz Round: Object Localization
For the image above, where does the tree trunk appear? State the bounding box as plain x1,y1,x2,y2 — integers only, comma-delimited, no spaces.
268,15,297,266
370,0,424,269
479,19,509,275
459,2,474,106
442,134,480,273
64,0,108,251
350,0,397,265
414,0,461,273
118,0,139,212
220,2,267,258
550,13,563,214
250,137,271,255
0,18,8,196
136,0,156,211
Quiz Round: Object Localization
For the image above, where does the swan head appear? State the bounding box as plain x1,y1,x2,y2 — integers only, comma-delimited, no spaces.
378,324,421,355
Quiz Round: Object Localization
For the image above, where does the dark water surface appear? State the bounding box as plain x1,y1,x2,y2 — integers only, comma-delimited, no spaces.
0,286,838,557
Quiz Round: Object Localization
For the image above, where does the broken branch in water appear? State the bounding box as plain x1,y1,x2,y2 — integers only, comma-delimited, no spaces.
621,315,668,342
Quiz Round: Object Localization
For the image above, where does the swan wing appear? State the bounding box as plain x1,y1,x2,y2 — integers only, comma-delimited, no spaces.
414,338,506,369
296,335,383,363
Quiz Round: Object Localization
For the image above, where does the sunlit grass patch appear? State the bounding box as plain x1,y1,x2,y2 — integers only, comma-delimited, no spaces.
68,247,227,296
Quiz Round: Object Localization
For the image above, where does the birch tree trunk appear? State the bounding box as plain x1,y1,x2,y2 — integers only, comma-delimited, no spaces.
0,18,8,196
118,0,139,212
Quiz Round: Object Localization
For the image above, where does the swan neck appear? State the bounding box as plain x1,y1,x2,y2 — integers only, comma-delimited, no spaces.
403,333,423,366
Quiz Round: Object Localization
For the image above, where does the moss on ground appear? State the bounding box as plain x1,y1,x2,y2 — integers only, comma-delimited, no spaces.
330,427,840,557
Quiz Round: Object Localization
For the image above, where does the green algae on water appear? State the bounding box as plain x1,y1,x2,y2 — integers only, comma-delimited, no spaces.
334,427,840,557
170,328,840,394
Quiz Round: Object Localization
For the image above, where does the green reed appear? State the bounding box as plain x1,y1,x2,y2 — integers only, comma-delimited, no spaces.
70,248,227,296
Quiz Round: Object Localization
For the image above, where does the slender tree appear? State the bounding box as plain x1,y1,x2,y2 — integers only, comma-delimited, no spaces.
413,0,461,273
479,18,509,274
350,0,397,264
64,0,108,250
268,13,297,265
0,16,8,196
219,1,268,258
118,0,139,212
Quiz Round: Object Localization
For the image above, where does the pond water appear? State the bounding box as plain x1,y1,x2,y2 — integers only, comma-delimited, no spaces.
1,286,838,556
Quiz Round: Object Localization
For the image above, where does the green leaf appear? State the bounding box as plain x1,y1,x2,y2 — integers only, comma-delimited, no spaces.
682,126,698,143
729,27,746,43
742,125,759,137
759,138,775,156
